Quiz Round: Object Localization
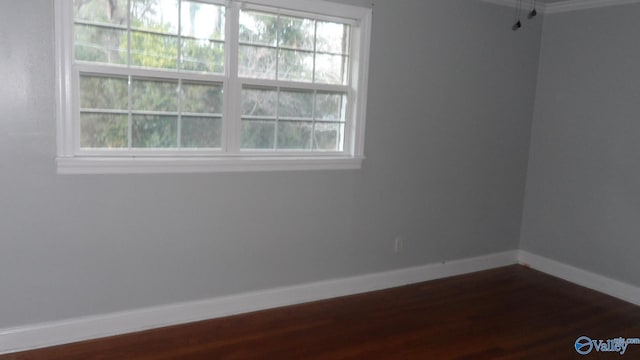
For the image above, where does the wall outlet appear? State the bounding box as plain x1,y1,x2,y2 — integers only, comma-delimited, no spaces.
393,237,403,253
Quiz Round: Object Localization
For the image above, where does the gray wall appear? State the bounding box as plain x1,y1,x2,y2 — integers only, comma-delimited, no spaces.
521,5,640,286
0,0,540,328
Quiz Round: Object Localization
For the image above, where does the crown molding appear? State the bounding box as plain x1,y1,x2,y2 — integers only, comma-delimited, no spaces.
479,0,548,12
480,0,640,14
543,0,640,13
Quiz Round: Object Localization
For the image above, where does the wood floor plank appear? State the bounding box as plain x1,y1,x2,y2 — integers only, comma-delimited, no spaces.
3,265,639,359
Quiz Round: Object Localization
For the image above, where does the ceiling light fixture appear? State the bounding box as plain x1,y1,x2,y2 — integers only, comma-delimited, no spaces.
512,0,523,31
527,0,538,19
512,0,538,31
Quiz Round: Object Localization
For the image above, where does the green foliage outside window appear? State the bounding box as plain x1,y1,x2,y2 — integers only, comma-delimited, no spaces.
73,0,348,151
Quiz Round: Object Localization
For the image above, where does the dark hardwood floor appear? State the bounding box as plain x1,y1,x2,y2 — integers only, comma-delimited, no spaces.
4,265,640,359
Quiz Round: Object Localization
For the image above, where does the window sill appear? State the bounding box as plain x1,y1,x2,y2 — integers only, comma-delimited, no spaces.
56,155,364,175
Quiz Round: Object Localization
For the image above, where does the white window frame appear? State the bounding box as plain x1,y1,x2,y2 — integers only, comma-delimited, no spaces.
54,0,371,174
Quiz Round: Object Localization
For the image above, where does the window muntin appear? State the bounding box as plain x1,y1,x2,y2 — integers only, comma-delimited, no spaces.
238,9,350,85
74,0,226,73
57,0,370,173
237,7,351,152
240,87,346,151
73,0,226,151
78,74,224,150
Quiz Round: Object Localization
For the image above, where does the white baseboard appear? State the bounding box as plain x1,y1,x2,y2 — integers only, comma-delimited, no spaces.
518,251,640,306
0,250,518,355
3,250,638,355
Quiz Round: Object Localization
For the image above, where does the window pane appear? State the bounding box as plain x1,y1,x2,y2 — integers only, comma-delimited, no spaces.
316,21,350,54
74,0,127,26
182,82,223,114
279,90,313,119
131,78,178,112
239,45,277,79
278,16,314,51
180,39,224,73
132,115,177,148
130,0,179,34
80,75,128,110
69,2,360,157
315,92,347,121
181,116,222,148
242,88,277,117
278,49,313,82
277,121,312,150
241,120,275,149
313,123,343,151
315,54,347,84
130,32,178,69
74,25,127,65
239,10,277,46
181,1,225,40
80,113,128,148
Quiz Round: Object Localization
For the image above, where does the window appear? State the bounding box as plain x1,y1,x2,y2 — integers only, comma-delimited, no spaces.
55,0,371,174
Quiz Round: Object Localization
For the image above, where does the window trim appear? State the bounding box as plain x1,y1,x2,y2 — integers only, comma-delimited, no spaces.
54,0,371,174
